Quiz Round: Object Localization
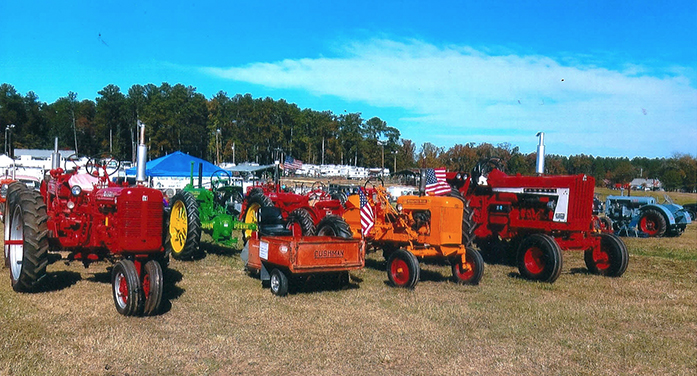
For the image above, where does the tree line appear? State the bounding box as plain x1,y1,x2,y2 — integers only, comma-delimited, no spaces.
1,83,695,192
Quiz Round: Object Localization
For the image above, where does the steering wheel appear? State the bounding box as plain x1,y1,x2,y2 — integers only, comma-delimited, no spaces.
63,153,83,172
211,169,232,190
308,181,331,200
364,176,384,189
471,157,504,185
86,154,121,177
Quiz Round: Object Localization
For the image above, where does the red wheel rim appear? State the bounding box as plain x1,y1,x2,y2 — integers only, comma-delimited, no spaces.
390,258,410,286
639,215,658,236
592,249,610,271
455,261,474,281
143,272,151,299
118,273,128,305
523,246,545,275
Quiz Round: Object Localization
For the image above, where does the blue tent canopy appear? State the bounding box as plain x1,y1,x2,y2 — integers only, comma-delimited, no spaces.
126,151,220,177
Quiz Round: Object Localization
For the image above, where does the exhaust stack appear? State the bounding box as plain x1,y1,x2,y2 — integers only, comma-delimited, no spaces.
51,137,61,170
136,121,148,185
535,132,545,175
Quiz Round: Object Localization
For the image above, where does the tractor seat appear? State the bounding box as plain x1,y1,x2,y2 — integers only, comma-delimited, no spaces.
257,206,292,237
68,173,100,192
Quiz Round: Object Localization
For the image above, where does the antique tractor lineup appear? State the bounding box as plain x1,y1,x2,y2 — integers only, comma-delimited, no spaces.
16,127,692,315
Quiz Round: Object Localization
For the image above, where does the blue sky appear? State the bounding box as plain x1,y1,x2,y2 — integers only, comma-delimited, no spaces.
2,0,696,158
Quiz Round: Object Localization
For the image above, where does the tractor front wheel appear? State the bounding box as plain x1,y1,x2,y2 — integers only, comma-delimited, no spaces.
7,188,49,292
142,260,164,315
242,193,274,243
166,191,201,260
386,249,420,289
112,259,143,316
584,233,629,277
270,268,289,296
451,247,484,285
638,209,667,237
517,234,563,283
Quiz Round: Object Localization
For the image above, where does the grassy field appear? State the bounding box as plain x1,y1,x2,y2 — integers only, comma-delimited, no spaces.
1,194,696,375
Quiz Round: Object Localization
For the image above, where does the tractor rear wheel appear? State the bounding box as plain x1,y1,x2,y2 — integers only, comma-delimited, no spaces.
638,209,667,237
451,247,484,285
7,188,49,292
286,208,316,236
4,182,29,268
386,249,420,288
585,233,629,277
517,234,563,283
166,190,201,260
315,215,352,238
448,191,476,247
142,260,164,315
111,259,143,316
270,268,289,296
242,193,274,243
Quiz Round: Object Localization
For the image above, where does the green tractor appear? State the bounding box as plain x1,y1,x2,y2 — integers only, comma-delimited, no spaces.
166,163,256,260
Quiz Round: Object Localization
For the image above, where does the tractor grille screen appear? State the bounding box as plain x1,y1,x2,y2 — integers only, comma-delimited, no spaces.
116,189,163,252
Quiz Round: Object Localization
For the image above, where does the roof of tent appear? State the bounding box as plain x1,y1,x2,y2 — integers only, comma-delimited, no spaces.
125,151,221,177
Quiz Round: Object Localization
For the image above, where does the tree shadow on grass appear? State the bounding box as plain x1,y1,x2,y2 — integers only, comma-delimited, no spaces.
288,273,360,295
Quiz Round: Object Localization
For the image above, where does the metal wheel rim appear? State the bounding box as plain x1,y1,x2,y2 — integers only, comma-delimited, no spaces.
523,246,545,275
244,203,260,239
270,272,280,293
9,208,24,281
390,257,410,286
114,271,128,309
455,260,474,281
639,215,658,235
169,200,188,254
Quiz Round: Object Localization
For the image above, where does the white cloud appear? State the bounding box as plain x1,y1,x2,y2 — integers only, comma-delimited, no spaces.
202,38,697,157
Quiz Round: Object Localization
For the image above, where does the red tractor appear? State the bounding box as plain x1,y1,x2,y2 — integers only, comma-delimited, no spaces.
3,128,168,316
448,157,628,283
239,166,344,240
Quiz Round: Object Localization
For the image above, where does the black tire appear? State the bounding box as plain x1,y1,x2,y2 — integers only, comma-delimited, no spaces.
517,234,563,283
166,190,201,260
315,215,353,238
386,249,420,288
4,182,29,268
241,193,274,243
270,268,289,296
111,259,143,316
448,191,476,247
451,247,484,285
286,208,316,236
142,260,164,315
638,209,667,237
584,233,629,277
330,192,348,206
7,189,49,292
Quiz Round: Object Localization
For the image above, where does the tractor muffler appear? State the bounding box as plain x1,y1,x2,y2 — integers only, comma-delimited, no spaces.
536,132,545,175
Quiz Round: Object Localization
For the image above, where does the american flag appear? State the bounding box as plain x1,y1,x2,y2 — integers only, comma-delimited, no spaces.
283,156,303,170
359,188,374,236
425,167,451,196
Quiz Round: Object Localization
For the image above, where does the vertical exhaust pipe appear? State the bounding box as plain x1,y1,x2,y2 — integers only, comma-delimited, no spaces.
136,121,148,185
51,137,61,170
535,132,545,175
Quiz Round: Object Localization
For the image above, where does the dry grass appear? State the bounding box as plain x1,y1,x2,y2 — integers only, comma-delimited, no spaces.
2,193,696,375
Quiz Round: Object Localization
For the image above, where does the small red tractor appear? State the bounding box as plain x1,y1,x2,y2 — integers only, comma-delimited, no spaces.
448,154,628,283
242,205,364,296
3,126,169,316
240,166,344,240
342,178,484,289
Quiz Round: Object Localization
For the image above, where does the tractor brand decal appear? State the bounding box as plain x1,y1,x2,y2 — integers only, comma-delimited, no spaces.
314,249,344,259
523,188,557,194
260,241,269,260
404,199,428,205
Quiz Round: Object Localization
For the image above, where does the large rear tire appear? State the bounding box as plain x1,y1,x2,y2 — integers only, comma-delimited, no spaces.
517,234,563,283
451,247,484,285
7,188,49,292
242,193,274,243
448,190,476,247
111,259,143,316
585,233,629,277
638,209,667,237
166,190,201,260
315,215,352,239
386,249,420,289
4,182,29,268
286,208,316,236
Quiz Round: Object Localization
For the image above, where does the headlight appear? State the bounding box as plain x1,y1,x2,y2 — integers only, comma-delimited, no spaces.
396,203,403,213
71,185,82,196
66,201,75,209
